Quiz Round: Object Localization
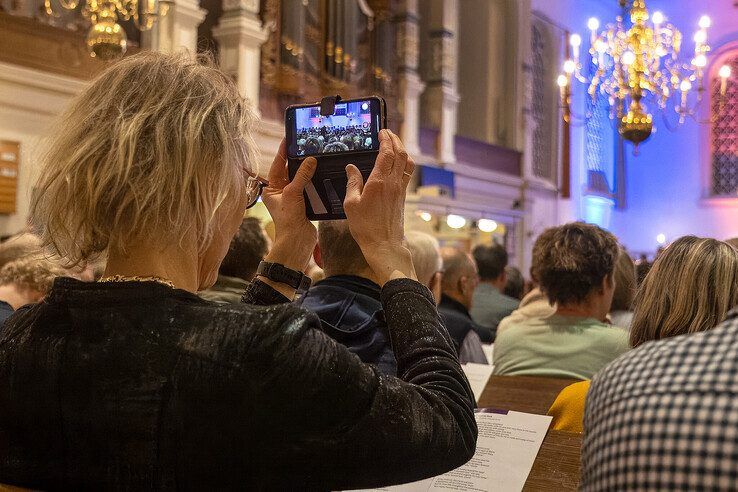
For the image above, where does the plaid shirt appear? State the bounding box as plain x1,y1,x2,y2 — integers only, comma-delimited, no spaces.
581,308,738,491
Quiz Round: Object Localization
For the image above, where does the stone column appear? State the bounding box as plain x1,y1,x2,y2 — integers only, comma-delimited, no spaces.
143,0,206,54
421,0,459,164
212,0,268,112
395,0,425,157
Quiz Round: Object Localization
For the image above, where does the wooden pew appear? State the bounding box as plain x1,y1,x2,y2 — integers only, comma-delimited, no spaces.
478,375,584,491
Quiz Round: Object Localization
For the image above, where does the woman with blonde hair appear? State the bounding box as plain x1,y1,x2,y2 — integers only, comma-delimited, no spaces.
0,52,476,489
629,236,738,347
549,235,738,432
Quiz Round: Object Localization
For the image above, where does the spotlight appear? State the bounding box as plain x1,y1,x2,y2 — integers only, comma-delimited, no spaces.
656,233,666,245
446,214,466,229
418,211,432,222
478,219,498,233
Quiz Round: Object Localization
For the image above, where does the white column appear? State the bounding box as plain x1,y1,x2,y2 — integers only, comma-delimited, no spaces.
395,0,426,157
212,0,268,112
143,0,206,54
421,0,459,164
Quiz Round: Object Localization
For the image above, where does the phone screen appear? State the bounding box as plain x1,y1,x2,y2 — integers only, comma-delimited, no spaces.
286,98,382,158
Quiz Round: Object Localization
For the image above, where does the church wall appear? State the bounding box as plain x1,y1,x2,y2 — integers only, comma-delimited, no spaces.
607,0,738,254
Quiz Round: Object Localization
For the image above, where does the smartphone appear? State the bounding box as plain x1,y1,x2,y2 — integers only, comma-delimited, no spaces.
286,96,387,221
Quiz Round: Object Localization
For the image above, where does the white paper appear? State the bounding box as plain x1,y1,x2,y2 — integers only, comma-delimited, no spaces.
357,411,552,492
462,363,494,403
482,344,494,365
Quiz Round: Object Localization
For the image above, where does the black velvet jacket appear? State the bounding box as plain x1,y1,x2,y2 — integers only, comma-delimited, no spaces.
0,277,477,490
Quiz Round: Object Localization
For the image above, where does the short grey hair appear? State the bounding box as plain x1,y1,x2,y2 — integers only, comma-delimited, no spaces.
405,231,442,286
317,221,369,276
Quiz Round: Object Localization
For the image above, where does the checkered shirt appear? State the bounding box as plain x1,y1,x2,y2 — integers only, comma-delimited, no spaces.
581,308,738,491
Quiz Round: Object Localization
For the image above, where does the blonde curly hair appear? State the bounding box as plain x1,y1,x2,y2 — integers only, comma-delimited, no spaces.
0,255,66,294
31,51,258,267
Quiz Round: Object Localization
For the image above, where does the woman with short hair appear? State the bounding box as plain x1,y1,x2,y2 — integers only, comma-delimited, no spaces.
0,52,476,490
493,222,629,380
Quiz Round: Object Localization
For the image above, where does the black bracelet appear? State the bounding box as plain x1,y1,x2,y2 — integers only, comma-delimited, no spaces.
256,261,312,294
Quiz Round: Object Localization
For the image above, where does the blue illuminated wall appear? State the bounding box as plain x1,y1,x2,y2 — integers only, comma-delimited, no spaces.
536,0,738,254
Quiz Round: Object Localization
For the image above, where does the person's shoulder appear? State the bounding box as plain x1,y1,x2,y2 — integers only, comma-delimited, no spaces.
590,313,738,403
500,293,520,310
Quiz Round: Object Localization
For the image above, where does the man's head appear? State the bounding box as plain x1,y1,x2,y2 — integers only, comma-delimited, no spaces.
315,221,371,279
405,231,443,304
440,247,479,310
473,243,508,289
218,217,270,282
503,265,524,300
531,222,619,319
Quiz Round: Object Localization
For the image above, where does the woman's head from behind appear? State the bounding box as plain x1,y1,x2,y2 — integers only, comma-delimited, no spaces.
32,51,257,290
611,248,636,313
531,222,619,319
630,236,738,348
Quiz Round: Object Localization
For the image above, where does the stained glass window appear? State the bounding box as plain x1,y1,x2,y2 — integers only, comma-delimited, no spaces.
711,53,738,196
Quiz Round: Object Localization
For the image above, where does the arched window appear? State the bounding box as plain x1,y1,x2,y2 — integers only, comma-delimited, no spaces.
710,51,738,196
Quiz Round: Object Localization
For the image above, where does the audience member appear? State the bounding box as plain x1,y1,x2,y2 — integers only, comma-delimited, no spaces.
0,255,66,323
438,247,488,365
300,221,396,375
493,222,629,380
550,236,738,433
0,233,41,268
0,52,476,489
503,265,524,300
405,231,443,304
581,237,738,488
635,253,651,285
200,217,269,303
470,244,519,342
609,248,636,329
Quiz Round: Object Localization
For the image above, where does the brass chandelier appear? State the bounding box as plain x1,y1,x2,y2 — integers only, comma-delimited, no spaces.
558,0,733,152
45,0,168,60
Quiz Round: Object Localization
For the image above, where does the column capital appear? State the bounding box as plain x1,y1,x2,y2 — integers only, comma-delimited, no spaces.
212,11,268,45
221,0,260,14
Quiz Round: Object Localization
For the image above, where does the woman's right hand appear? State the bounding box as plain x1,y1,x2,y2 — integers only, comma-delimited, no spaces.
344,130,417,286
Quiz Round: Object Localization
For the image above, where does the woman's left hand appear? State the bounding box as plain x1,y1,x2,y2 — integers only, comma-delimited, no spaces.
262,139,317,273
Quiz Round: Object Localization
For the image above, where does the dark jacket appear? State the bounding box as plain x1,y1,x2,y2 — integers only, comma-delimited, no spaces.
300,275,396,375
0,277,476,490
439,294,485,349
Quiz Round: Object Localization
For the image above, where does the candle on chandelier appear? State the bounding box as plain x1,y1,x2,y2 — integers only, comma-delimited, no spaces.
570,34,582,63
680,79,692,108
719,65,732,96
587,17,600,44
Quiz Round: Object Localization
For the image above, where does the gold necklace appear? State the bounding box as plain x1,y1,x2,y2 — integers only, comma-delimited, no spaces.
98,275,175,289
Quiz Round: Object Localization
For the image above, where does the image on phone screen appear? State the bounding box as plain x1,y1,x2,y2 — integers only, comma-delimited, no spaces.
287,99,381,158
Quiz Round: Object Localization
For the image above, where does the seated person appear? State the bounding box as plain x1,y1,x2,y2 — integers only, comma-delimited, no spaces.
438,247,488,365
300,221,396,375
0,232,41,269
470,244,519,342
200,217,269,304
0,255,66,324
608,248,636,329
0,52,475,489
405,231,443,304
503,265,524,300
493,222,629,380
497,274,556,335
581,237,738,488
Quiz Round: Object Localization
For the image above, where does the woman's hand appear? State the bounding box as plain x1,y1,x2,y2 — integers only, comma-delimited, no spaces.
261,139,317,273
344,130,417,286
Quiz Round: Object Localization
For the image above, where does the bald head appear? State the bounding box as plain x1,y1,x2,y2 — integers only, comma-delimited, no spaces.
440,247,479,310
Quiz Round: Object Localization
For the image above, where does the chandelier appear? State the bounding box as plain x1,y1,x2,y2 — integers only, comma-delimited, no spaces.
557,0,733,152
45,0,168,60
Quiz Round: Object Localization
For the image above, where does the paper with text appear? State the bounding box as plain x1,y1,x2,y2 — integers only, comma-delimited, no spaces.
359,411,552,492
